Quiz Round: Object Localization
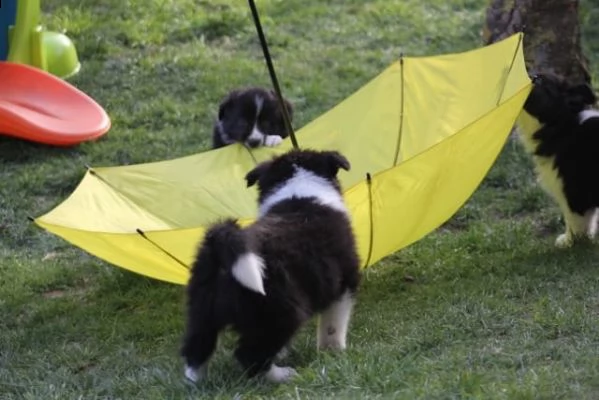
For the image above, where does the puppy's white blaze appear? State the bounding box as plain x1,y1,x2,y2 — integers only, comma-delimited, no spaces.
578,109,599,123
254,94,265,114
246,124,266,145
259,167,347,217
231,253,266,295
243,95,267,147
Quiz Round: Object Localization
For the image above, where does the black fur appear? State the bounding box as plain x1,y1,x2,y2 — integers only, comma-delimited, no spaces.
181,149,360,381
523,73,599,216
212,87,293,149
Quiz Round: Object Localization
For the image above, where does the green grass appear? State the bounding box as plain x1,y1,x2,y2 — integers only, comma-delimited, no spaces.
1,0,599,398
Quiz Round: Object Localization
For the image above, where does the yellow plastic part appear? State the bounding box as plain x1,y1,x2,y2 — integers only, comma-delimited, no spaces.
35,34,532,285
7,0,80,79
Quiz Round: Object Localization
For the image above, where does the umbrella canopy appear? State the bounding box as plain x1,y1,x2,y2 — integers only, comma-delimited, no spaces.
34,33,532,285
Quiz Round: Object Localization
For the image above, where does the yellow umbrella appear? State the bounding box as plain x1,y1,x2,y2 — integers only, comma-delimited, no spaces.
34,33,532,285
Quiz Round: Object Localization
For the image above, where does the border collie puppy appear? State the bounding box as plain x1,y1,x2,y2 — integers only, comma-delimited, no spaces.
212,87,294,149
181,149,361,383
519,73,599,247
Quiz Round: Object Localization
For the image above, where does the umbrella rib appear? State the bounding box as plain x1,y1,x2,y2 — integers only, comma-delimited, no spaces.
362,173,375,268
247,0,298,149
85,166,175,230
136,228,190,269
393,55,406,166
496,33,524,106
243,145,259,165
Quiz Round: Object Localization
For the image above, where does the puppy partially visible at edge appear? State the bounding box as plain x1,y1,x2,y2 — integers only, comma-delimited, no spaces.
212,87,294,149
181,149,361,384
518,73,599,247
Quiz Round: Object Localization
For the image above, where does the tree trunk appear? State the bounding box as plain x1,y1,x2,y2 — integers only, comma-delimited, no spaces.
483,0,590,85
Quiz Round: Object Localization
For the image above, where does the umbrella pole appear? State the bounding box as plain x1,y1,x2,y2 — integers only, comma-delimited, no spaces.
247,0,298,149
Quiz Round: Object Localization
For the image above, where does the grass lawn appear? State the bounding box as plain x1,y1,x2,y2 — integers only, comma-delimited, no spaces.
2,0,599,398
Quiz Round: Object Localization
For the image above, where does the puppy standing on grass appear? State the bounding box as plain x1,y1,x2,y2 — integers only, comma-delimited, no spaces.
519,73,599,247
181,149,361,383
212,87,294,149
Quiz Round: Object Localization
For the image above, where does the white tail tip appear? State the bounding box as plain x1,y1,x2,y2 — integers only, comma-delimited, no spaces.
232,253,266,295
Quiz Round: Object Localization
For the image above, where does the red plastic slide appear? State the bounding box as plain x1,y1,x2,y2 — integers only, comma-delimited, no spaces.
0,62,110,146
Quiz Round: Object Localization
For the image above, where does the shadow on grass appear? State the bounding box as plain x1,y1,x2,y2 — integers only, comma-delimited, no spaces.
0,137,82,165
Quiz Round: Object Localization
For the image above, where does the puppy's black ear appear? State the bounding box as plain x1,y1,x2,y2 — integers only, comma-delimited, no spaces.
326,151,350,173
568,83,597,105
217,100,229,120
245,161,272,187
217,90,241,120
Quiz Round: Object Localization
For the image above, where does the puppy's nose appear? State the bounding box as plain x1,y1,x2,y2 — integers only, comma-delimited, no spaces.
246,138,262,148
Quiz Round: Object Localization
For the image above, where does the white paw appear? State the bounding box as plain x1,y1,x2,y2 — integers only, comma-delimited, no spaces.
184,364,206,383
264,135,283,147
265,364,298,383
555,233,573,248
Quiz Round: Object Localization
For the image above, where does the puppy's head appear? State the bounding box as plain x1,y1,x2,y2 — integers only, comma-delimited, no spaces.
245,149,350,200
524,73,596,124
216,89,260,144
216,88,294,148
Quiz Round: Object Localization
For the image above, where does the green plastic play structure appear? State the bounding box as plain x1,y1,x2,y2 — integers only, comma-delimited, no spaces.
4,0,80,78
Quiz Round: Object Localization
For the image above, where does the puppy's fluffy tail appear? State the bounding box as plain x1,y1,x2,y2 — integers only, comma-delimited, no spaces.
191,219,266,295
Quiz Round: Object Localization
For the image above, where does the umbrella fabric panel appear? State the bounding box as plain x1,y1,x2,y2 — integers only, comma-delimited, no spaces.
34,221,193,284
34,34,532,285
37,35,526,235
35,88,530,285
362,87,531,267
400,34,528,164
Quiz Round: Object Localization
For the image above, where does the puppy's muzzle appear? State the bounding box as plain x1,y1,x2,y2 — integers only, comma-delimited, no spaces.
246,138,262,148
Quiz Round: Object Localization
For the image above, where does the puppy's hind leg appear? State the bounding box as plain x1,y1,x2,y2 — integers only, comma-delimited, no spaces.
556,208,597,247
181,325,218,383
235,331,298,384
317,290,355,351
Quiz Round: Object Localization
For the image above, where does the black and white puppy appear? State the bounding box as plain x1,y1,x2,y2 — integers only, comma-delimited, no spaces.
519,73,599,247
212,87,294,149
181,149,361,383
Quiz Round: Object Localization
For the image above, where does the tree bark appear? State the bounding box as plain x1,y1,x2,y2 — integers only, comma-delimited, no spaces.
483,0,590,85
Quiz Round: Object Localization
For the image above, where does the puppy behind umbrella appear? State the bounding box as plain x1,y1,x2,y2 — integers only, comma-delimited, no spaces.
212,87,294,149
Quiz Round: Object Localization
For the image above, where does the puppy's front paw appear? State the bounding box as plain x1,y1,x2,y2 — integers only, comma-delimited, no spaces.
185,364,206,383
264,135,283,147
555,233,573,248
265,365,298,383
